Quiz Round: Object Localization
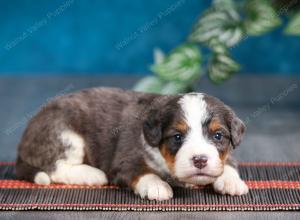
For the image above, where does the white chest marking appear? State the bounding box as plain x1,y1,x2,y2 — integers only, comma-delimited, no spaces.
141,135,170,175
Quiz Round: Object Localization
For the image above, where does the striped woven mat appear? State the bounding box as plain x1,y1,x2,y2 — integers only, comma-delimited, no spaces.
0,162,300,211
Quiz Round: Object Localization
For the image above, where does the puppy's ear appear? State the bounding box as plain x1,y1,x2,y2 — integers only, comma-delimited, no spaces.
143,108,162,147
227,110,246,149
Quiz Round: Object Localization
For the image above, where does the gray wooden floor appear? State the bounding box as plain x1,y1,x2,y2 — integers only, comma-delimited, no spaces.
1,211,300,220
0,75,300,218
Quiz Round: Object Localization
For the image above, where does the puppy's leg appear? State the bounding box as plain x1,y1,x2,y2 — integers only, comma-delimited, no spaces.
32,129,107,186
133,173,173,200
213,164,248,196
49,130,107,185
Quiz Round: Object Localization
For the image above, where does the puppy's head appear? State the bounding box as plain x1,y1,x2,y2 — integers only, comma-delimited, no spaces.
143,93,245,185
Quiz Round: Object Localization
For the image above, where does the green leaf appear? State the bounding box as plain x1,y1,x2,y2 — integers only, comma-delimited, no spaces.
208,52,240,84
189,3,244,47
151,44,201,83
208,38,227,54
244,0,281,36
285,11,300,35
161,81,188,94
133,76,164,93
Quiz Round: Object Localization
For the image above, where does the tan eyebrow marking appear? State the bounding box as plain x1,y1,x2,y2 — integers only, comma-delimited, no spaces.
209,120,222,132
175,121,188,134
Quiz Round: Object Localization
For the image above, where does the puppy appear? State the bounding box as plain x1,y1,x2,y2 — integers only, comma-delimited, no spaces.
16,87,248,200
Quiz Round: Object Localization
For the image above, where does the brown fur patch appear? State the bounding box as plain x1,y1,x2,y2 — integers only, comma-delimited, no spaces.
83,147,90,165
219,147,230,165
160,143,175,173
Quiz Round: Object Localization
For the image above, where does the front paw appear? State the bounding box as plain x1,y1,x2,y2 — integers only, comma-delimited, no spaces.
134,174,173,200
213,165,249,196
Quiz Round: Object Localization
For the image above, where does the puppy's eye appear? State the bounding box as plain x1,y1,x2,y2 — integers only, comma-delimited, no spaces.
173,134,183,144
213,132,222,141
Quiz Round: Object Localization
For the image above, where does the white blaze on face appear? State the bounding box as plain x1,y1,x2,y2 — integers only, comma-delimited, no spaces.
174,93,223,185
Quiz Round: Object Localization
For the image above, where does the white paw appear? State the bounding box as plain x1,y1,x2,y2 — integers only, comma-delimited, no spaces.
51,164,108,185
78,165,108,185
134,174,173,200
213,165,249,196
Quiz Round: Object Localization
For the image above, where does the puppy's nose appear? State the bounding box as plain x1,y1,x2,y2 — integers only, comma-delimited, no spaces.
192,155,208,169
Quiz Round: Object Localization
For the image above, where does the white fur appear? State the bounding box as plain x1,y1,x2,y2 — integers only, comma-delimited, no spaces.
134,174,173,200
174,94,223,185
213,165,249,195
34,171,51,185
142,135,170,175
59,130,85,165
48,130,107,185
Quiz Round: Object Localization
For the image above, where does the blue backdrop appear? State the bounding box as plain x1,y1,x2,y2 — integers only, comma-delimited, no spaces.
0,0,299,75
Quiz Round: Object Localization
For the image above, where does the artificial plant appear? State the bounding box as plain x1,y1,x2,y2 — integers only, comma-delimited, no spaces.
133,0,300,94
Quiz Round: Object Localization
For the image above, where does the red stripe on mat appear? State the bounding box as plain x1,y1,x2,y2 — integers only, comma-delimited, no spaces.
0,162,15,166
239,162,300,167
1,180,300,189
0,203,299,208
2,161,300,166
246,181,300,189
0,180,119,189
